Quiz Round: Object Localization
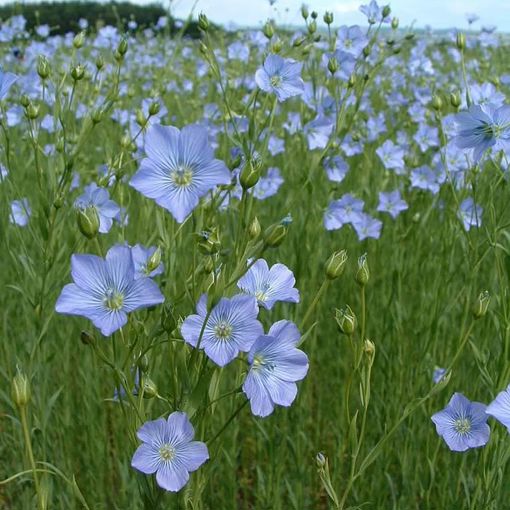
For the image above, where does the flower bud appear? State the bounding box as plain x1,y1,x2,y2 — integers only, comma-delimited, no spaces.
26,103,40,120
391,17,399,30
327,57,339,75
37,55,50,79
364,339,375,358
77,206,100,239
264,223,287,248
117,38,128,56
135,108,147,128
80,330,95,345
301,4,309,19
311,11,318,19
355,253,369,286
240,157,261,190
198,228,221,255
142,377,158,399
362,45,370,58
91,108,103,124
323,11,334,25
73,31,85,49
148,101,160,116
248,217,261,239
137,354,150,373
293,36,306,48
308,20,317,34
71,64,85,81
198,13,209,31
382,5,391,18
263,21,274,39
316,452,326,469
325,250,348,279
20,94,30,108
335,305,356,336
472,290,490,319
147,247,162,273
12,369,30,407
96,55,105,71
450,91,461,108
348,74,356,88
456,32,465,51
161,304,177,332
431,94,443,111
271,39,283,53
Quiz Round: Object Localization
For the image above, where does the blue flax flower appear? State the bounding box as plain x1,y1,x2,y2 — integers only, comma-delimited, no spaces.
486,384,510,433
130,124,231,223
74,182,121,234
131,412,209,492
237,259,300,310
56,245,165,336
255,54,304,102
181,294,263,367
10,198,31,226
243,320,309,417
131,244,164,279
0,66,18,100
458,197,482,231
454,104,510,162
431,393,490,452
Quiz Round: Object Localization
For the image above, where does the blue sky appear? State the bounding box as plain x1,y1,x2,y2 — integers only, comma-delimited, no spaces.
167,0,510,31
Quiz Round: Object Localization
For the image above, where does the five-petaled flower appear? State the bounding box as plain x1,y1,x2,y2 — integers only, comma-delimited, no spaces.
255,54,304,102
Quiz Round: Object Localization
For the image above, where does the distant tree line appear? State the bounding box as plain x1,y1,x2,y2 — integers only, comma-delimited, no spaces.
0,1,205,37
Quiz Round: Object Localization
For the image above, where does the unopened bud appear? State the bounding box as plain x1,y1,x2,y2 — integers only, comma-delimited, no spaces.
355,253,369,286
80,330,95,345
391,17,399,30
135,108,147,128
148,101,160,116
198,13,209,31
91,108,103,124
117,38,128,56
364,339,375,357
335,305,356,336
450,91,461,108
26,103,39,119
382,5,391,18
327,57,339,75
472,290,490,319
325,250,348,279
323,11,334,25
73,31,85,49
248,217,261,239
96,55,105,70
316,452,327,468
308,20,317,34
37,55,50,79
271,39,283,53
147,247,162,273
142,377,158,399
198,228,221,255
161,304,177,332
263,21,274,39
348,74,356,88
264,222,287,248
456,32,465,51
71,64,85,81
77,206,100,239
311,11,318,19
431,94,443,111
20,94,30,108
12,369,30,407
301,4,309,19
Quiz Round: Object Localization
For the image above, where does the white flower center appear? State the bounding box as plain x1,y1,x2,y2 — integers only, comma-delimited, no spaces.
159,443,176,462
104,288,124,311
453,417,471,435
214,320,233,340
270,75,282,88
171,165,193,187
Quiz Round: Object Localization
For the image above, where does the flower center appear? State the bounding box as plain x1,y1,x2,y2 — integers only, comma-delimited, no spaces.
159,443,175,462
104,288,124,311
252,354,275,372
214,320,233,340
255,282,271,303
171,165,193,187
270,75,282,88
453,417,471,435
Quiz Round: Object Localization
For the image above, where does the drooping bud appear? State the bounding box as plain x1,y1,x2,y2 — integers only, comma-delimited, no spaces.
248,217,261,239
77,206,100,239
325,250,348,279
335,305,356,336
355,253,369,286
472,290,490,319
37,55,50,79
12,369,30,407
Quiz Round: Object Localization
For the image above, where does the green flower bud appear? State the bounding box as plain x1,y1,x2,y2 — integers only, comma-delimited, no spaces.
91,108,103,124
391,17,399,30
323,11,334,25
316,452,326,468
271,39,283,53
311,11,318,19
12,369,30,407
71,64,85,81
142,377,158,399
135,109,147,128
431,94,443,111
117,38,128,56
450,91,461,108
198,228,221,255
73,31,85,49
335,305,356,336
382,5,391,18
240,157,261,190
325,250,348,279
137,354,150,373
308,20,317,34
301,4,309,19
248,217,261,239
355,253,369,286
26,103,40,120
263,21,274,39
148,101,160,117
20,94,30,108
293,36,306,48
146,247,162,274
327,57,339,75
80,330,95,346
96,55,105,71
472,290,490,319
364,339,375,358
456,32,465,51
161,304,177,333
198,13,209,31
348,74,356,88
263,223,287,248
77,206,100,239
37,55,50,79
362,45,370,58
